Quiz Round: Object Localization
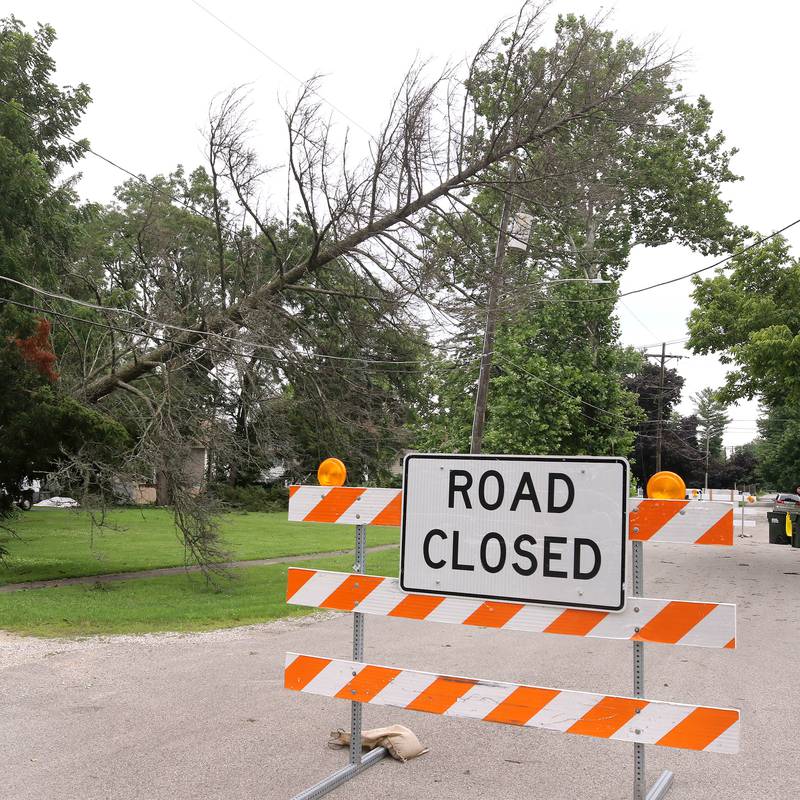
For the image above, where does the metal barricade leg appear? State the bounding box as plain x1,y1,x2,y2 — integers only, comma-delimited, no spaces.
633,540,646,800
632,539,674,800
291,524,387,800
350,525,366,765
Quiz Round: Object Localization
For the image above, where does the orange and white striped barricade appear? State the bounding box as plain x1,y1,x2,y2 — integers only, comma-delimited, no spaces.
286,653,739,754
285,459,737,800
290,486,735,545
286,568,736,649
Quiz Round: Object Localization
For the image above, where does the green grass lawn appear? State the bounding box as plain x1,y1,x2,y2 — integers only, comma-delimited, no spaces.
0,508,399,585
0,548,401,637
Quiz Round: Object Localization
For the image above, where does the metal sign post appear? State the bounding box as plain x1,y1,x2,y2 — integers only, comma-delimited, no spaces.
349,524,366,766
290,523,387,800
741,498,745,537
633,539,646,800
632,538,673,800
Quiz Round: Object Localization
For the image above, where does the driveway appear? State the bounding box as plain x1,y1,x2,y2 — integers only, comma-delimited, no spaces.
2,516,799,799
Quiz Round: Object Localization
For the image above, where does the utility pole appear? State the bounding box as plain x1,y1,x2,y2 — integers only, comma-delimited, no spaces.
703,423,725,495
469,155,607,455
655,342,665,473
470,162,517,455
643,343,687,475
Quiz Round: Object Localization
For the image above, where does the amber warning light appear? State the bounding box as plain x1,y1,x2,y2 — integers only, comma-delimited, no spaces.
317,457,347,487
646,471,686,500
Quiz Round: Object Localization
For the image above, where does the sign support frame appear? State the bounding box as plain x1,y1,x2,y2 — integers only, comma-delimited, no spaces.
287,485,738,799
290,523,387,800
633,538,674,800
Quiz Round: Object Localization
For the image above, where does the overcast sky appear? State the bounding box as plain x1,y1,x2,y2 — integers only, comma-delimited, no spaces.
8,0,800,447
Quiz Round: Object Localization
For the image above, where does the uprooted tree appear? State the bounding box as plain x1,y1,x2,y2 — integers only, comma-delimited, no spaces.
2,4,716,568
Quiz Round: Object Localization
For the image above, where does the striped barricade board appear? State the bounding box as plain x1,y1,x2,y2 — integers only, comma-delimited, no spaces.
286,568,736,649
285,653,740,754
629,498,733,545
289,487,734,546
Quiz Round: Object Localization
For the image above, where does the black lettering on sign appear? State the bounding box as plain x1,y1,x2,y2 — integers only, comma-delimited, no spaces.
451,530,474,571
574,538,601,580
547,473,575,513
543,536,568,578
479,532,506,573
423,529,447,569
478,470,504,510
448,471,472,509
509,472,541,512
512,534,537,576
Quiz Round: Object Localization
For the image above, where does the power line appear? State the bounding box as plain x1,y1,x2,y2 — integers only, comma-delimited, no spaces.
619,299,661,341
621,218,800,298
0,295,475,373
0,273,452,366
0,97,233,238
188,0,376,141
523,218,800,307
494,353,634,430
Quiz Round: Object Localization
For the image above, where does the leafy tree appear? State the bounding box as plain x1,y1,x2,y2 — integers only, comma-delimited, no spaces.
624,360,690,482
685,230,800,491
625,360,684,421
74,167,428,491
0,18,128,532
279,263,428,484
417,284,643,456
756,406,800,491
687,236,800,407
662,413,707,486
419,15,741,458
718,442,759,489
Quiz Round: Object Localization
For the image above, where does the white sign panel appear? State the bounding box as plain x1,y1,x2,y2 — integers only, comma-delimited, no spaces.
507,211,533,250
400,454,628,611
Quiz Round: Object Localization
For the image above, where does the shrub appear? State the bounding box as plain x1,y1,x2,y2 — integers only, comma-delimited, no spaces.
210,483,289,513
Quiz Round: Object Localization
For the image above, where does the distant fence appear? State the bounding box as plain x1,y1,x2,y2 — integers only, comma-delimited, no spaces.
686,488,739,501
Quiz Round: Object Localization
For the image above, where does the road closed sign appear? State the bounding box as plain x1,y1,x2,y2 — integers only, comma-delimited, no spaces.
400,454,628,611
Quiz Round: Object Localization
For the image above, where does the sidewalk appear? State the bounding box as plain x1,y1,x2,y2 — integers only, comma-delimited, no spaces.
0,543,399,593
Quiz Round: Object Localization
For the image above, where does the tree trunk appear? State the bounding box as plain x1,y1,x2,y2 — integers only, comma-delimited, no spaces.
155,469,171,506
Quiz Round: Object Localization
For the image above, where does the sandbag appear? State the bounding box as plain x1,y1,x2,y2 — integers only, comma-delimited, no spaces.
327,724,428,762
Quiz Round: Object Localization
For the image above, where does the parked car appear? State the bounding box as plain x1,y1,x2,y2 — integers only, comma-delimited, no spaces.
773,493,800,514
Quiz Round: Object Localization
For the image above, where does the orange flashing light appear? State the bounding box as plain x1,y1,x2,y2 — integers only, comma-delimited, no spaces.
646,471,686,500
318,457,347,487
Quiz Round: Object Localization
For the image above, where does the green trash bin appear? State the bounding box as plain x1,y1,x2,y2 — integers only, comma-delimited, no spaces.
768,513,791,545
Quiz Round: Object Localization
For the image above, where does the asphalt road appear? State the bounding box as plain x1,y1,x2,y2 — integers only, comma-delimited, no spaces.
2,513,799,800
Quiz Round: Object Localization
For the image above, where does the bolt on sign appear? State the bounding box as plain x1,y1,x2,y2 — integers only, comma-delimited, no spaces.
400,454,628,611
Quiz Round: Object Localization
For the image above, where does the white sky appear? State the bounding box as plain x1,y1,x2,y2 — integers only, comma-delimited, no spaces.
8,0,800,447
